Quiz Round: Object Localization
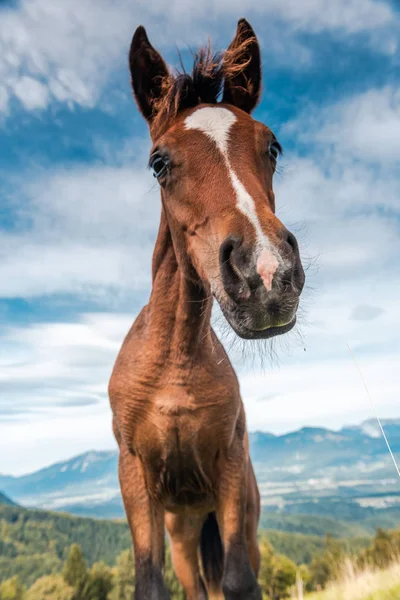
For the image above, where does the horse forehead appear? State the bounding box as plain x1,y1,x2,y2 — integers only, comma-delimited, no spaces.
184,106,238,155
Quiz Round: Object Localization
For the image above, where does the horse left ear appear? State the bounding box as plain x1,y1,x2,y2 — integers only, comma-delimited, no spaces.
222,19,261,114
129,26,169,122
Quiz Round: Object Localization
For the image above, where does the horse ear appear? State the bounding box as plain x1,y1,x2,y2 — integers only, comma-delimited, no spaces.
222,19,261,114
129,26,169,122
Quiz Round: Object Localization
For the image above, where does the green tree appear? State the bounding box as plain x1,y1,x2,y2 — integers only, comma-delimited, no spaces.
26,575,73,600
270,554,297,599
360,528,398,570
0,576,25,600
109,549,135,600
297,564,311,592
259,537,297,600
83,562,113,600
62,545,89,599
259,536,275,597
309,534,344,590
258,537,274,600
309,552,332,591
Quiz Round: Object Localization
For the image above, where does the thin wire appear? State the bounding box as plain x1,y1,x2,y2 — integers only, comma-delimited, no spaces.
347,342,400,479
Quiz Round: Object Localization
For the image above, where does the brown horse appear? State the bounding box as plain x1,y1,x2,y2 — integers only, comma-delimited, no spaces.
109,18,304,600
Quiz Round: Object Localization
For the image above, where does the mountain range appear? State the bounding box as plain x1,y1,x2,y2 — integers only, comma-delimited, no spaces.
0,491,16,506
1,419,400,526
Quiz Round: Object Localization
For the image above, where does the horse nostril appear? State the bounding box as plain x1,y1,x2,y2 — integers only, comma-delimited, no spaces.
285,230,299,256
219,236,250,302
281,229,305,293
220,236,241,267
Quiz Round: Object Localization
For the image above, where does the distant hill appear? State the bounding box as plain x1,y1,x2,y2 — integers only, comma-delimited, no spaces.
0,503,131,587
0,491,16,506
0,503,369,587
0,450,118,514
1,419,399,524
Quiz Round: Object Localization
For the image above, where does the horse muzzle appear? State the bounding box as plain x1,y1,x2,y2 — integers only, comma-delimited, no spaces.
218,231,305,339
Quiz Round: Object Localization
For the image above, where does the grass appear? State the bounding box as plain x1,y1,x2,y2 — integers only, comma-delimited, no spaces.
299,561,400,600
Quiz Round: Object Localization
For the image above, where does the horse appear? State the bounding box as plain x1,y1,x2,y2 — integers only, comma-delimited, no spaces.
109,18,305,600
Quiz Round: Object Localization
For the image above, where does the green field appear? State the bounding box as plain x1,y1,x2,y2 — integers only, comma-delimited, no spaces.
0,503,370,587
260,511,373,538
2,502,400,600
303,562,400,600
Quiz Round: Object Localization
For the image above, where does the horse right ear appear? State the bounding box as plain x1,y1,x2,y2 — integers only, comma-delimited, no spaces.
129,26,169,122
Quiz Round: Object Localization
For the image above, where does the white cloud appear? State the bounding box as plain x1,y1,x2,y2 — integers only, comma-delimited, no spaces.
1,10,400,474
248,0,393,34
0,312,130,474
12,75,49,110
0,0,397,115
2,94,399,302
242,352,400,433
128,0,396,38
0,239,154,301
276,87,400,291
286,86,400,165
0,85,9,113
1,292,399,474
274,158,400,287
0,409,116,476
0,163,158,300
0,0,135,114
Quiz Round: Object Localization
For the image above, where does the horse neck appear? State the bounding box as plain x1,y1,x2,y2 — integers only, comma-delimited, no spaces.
148,207,213,364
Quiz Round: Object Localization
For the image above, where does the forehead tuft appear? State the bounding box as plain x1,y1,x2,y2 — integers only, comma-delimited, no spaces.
184,107,237,155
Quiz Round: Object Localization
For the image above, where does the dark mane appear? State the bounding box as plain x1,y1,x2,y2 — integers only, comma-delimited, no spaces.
152,36,255,136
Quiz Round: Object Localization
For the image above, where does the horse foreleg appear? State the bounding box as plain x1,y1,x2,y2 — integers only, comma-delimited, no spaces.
165,512,207,600
119,445,169,600
246,461,261,576
217,445,261,600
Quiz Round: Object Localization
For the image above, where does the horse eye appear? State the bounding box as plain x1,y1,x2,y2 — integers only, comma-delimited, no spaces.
268,140,281,162
149,153,170,180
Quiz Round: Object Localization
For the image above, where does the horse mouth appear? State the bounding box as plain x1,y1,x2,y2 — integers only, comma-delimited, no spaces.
214,283,299,340
226,315,297,340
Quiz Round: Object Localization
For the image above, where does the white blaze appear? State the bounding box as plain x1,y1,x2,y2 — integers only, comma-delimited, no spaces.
184,106,279,291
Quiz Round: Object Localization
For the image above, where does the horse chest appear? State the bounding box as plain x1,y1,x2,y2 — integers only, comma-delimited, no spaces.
127,386,239,503
136,387,237,452
154,388,198,417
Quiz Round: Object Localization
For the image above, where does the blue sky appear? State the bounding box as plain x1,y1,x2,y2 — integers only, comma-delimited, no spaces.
1,0,400,474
